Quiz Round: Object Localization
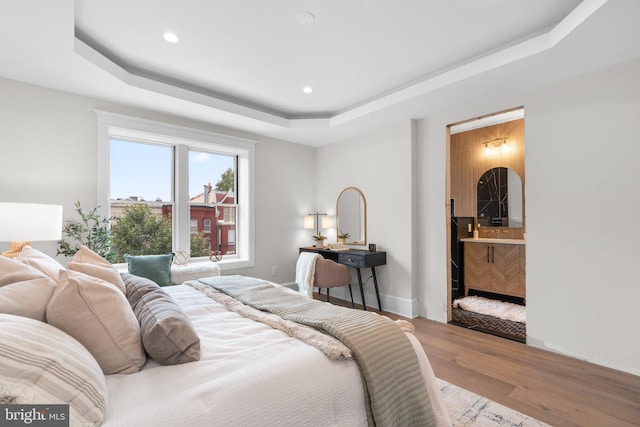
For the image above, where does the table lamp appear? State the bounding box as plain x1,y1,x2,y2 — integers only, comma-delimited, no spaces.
0,202,63,258
304,212,334,237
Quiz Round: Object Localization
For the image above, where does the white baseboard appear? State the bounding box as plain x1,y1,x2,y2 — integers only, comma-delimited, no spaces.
318,286,418,318
280,281,298,290
277,282,418,318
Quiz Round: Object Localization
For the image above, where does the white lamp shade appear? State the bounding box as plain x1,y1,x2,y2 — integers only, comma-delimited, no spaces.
0,203,63,242
321,215,334,229
303,215,315,229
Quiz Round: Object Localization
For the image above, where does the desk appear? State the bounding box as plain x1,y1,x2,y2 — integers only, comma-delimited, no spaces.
299,247,386,310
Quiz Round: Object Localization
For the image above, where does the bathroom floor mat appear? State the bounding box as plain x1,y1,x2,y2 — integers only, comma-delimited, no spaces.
450,307,526,343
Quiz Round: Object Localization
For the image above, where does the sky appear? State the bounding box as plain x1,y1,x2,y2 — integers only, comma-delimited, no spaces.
110,139,234,201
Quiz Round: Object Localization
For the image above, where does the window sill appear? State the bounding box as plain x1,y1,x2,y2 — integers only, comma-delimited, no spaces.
188,256,254,271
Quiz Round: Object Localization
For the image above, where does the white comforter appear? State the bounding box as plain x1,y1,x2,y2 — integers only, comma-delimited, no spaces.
103,284,450,427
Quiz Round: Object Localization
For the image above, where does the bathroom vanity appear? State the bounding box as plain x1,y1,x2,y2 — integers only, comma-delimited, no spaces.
461,238,525,299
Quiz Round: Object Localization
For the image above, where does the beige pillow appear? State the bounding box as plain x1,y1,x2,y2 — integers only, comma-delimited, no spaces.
123,273,200,365
0,313,107,426
67,245,126,294
17,246,65,282
46,270,146,374
0,256,56,321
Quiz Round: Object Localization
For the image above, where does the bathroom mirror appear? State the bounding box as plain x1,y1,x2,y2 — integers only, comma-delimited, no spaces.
477,167,523,228
336,187,366,245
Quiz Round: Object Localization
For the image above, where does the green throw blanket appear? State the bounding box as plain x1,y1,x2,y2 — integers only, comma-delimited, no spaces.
198,275,436,427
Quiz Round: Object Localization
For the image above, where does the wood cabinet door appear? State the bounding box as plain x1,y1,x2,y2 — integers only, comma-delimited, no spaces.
464,242,525,298
464,243,492,294
492,244,523,297
519,246,526,297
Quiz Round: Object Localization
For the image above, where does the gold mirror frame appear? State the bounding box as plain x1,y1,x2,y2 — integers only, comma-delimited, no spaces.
336,187,366,245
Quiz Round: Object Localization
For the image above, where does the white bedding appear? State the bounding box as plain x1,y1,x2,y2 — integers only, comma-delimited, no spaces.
103,284,451,427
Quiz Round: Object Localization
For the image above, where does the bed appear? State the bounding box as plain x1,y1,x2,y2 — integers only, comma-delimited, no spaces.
0,246,451,427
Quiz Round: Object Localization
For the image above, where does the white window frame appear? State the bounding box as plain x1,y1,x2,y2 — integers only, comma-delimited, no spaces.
96,111,255,270
203,218,211,233
190,219,199,234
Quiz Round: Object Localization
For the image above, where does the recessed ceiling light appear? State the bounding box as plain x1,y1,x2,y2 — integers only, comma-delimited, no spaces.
303,86,313,94
297,12,315,25
162,32,179,43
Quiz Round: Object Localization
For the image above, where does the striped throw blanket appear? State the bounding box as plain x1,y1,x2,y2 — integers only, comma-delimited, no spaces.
198,275,436,427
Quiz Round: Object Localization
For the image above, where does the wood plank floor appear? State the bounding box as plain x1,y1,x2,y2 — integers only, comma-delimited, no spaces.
316,293,640,427
410,317,640,427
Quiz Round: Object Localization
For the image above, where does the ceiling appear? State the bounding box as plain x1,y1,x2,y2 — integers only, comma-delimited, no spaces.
2,0,640,146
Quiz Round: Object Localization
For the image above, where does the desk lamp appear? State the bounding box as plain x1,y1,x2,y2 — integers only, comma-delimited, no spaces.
0,202,63,257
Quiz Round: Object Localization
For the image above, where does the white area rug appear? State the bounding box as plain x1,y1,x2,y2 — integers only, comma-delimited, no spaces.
453,296,526,323
439,379,550,426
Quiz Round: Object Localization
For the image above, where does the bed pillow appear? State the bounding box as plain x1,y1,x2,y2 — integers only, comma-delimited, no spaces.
124,253,174,287
46,270,146,374
0,256,56,321
67,245,126,294
122,273,200,365
0,314,107,426
170,262,221,285
16,246,65,282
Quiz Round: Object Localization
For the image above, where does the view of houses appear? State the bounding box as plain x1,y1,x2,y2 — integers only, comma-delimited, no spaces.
110,183,236,255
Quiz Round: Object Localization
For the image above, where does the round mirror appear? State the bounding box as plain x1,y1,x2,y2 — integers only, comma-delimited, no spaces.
336,187,366,245
477,167,523,228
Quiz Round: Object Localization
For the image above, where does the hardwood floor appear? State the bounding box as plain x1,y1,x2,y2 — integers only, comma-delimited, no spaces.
316,293,640,427
410,317,640,427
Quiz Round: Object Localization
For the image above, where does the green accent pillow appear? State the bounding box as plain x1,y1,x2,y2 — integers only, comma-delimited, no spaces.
124,253,174,287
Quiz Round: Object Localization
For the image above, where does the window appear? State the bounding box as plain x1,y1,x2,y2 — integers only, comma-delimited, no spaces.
97,112,255,269
223,207,236,223
188,149,236,256
108,140,174,261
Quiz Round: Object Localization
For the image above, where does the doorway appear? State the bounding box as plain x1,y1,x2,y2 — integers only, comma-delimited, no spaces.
446,107,526,343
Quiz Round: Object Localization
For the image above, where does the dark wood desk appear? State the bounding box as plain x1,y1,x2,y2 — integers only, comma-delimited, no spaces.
299,247,387,310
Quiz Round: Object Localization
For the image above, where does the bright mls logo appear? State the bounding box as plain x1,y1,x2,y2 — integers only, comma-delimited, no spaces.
1,405,69,426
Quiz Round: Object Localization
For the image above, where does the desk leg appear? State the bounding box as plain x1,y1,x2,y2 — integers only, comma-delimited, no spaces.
356,268,366,311
371,267,381,311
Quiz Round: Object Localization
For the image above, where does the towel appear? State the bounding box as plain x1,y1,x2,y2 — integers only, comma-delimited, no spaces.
295,252,322,298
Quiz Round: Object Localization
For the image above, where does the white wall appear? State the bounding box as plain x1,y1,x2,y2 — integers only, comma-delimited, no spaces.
415,118,450,323
0,78,315,283
0,80,98,257
236,137,315,281
315,122,419,316
416,58,640,376
524,60,640,375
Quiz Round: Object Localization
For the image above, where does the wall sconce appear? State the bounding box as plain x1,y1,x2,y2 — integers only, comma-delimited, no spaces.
0,202,63,257
483,138,509,156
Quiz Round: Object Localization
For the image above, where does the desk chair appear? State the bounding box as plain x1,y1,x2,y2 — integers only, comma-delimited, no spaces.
314,258,354,308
